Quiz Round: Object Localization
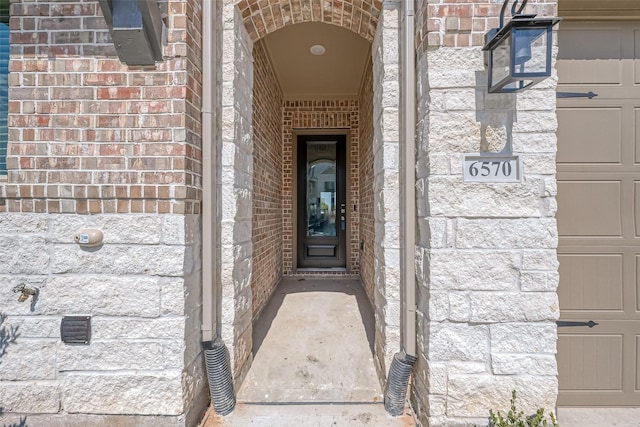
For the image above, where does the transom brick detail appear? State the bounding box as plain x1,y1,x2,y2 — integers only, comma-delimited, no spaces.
235,0,382,42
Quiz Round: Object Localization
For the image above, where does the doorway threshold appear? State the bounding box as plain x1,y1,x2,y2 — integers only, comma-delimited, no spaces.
293,268,356,277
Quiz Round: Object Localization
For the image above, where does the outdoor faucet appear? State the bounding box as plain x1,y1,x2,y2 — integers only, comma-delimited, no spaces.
12,284,39,302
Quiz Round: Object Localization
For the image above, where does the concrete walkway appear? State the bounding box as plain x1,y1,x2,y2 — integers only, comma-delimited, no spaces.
200,277,416,426
556,408,640,427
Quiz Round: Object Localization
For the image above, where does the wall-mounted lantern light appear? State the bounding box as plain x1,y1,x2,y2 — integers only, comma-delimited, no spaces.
97,0,166,66
483,0,561,93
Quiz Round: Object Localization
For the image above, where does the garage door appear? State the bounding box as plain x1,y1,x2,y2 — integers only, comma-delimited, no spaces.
557,22,640,406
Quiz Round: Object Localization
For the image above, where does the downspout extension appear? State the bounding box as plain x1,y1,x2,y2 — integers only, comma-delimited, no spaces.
204,338,235,415
401,0,417,361
202,0,235,415
384,0,417,416
201,0,216,345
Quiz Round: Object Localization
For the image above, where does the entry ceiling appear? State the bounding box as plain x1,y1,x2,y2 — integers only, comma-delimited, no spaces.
262,22,371,100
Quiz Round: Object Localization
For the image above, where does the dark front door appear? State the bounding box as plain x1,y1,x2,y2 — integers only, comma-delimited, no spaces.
297,135,347,269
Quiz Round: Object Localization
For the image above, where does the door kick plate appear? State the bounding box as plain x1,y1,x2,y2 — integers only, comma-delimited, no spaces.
307,245,336,257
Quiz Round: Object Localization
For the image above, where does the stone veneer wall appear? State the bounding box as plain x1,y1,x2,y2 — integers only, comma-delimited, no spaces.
0,214,206,427
251,40,283,320
370,4,401,381
0,1,208,425
282,100,360,275
358,58,375,306
412,1,560,426
220,1,254,387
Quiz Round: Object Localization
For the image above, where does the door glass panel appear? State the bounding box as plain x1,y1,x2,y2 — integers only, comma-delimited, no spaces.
306,142,337,237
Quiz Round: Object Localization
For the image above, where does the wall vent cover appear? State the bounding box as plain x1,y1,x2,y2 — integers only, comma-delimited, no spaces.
61,316,91,344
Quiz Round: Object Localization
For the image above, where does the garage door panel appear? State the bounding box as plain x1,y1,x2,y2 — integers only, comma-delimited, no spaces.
557,181,622,236
558,28,622,84
558,60,622,85
637,336,640,390
631,254,640,310
559,254,624,311
557,60,622,86
558,334,624,391
560,1,640,20
558,22,640,407
635,109,640,163
635,256,640,312
559,390,640,407
635,30,640,84
558,108,622,164
558,28,622,61
635,183,640,236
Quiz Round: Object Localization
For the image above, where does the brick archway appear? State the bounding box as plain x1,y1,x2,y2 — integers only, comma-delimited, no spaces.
236,0,383,42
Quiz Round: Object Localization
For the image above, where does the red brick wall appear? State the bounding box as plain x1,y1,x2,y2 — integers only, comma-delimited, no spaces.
417,0,558,51
282,100,359,274
2,0,202,214
237,0,382,43
358,59,374,304
252,40,283,319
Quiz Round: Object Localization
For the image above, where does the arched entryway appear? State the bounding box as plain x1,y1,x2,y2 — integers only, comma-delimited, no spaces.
214,0,403,399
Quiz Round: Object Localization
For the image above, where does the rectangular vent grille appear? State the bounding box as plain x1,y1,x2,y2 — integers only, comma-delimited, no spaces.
61,316,91,344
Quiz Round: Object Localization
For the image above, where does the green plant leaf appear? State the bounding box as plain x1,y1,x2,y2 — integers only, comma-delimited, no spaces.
484,390,558,427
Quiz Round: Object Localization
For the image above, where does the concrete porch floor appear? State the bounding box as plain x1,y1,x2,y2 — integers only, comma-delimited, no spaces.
200,277,416,426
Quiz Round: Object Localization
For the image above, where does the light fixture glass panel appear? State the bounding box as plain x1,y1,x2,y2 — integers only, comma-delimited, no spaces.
491,34,511,88
513,27,548,75
306,143,337,237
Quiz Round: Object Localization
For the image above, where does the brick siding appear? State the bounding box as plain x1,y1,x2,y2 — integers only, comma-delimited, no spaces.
282,100,360,275
358,59,374,305
237,0,382,43
417,0,559,51
2,0,202,215
251,40,283,319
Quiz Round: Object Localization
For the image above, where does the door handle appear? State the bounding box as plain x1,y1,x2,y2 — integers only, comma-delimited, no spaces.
556,320,598,328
